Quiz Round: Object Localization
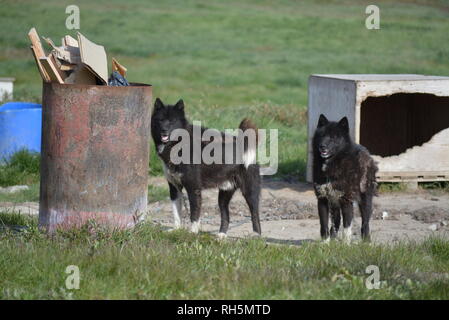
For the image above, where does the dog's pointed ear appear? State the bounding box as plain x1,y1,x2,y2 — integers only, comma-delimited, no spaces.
338,116,349,132
174,99,185,111
154,98,164,111
317,114,329,128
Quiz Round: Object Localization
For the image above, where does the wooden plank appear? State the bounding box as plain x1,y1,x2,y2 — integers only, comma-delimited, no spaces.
39,57,64,84
63,35,79,47
30,46,50,82
48,54,66,81
28,28,51,82
376,174,449,182
59,64,77,71
28,28,46,58
43,36,80,64
378,171,449,177
112,57,127,77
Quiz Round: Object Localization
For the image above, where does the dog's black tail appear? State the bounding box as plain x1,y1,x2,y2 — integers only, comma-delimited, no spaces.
238,118,258,168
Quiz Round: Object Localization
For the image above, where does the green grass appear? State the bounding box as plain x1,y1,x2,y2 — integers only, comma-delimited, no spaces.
0,150,40,187
0,211,38,227
0,213,448,299
378,182,449,193
2,0,449,179
148,185,170,203
2,0,449,300
378,182,408,193
0,183,40,202
0,150,40,202
420,182,449,192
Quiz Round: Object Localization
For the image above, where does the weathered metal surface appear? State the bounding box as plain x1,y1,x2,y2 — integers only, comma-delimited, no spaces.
39,82,152,233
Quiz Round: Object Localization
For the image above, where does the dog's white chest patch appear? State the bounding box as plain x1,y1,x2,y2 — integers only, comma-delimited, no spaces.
316,182,343,204
163,164,183,187
157,144,165,154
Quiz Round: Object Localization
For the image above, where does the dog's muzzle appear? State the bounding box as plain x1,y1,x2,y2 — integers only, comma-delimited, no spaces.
161,134,169,143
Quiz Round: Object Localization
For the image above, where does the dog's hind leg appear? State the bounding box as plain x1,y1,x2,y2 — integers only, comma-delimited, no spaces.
359,193,373,241
240,170,261,235
317,198,330,241
330,205,341,239
186,188,202,233
218,189,236,238
340,199,353,244
169,183,183,229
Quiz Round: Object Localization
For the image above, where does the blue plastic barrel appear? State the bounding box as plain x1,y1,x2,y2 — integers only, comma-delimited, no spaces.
0,102,42,160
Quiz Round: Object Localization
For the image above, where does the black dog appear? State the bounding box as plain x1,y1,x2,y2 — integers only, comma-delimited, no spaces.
312,114,378,242
151,98,261,238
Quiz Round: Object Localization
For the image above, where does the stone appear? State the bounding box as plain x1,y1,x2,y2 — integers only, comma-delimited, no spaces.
0,185,29,194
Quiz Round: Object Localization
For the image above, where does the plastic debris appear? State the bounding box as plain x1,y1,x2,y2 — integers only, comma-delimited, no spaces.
108,71,129,86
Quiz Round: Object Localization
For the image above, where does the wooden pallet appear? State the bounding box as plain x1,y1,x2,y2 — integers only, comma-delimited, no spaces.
377,171,449,182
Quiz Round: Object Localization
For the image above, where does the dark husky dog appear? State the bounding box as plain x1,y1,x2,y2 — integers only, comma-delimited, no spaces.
151,98,261,238
312,114,378,242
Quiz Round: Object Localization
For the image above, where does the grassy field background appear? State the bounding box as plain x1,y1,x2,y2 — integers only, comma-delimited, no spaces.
1,0,449,299
2,0,449,178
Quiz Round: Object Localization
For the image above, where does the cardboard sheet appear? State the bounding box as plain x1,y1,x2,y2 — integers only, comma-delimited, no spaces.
77,32,108,84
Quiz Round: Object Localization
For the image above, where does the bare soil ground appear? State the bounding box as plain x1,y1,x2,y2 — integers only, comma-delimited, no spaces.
147,177,449,244
2,177,448,244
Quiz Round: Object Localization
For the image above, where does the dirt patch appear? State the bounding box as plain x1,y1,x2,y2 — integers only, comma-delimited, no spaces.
0,202,39,215
148,176,449,244
409,206,449,223
2,177,448,244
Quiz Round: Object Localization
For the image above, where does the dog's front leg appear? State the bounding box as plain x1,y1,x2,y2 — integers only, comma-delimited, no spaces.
186,188,202,233
168,183,183,229
317,197,330,241
329,204,341,239
340,198,354,244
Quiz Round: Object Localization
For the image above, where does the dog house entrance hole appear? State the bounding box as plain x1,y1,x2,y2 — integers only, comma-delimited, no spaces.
360,93,449,157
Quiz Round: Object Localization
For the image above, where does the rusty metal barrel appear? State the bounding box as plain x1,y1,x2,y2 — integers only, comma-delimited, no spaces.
39,82,152,233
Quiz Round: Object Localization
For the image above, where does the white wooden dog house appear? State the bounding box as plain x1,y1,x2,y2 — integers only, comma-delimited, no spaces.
306,74,449,184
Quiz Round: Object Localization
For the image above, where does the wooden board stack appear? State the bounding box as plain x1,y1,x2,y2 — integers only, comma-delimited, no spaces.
28,27,127,85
